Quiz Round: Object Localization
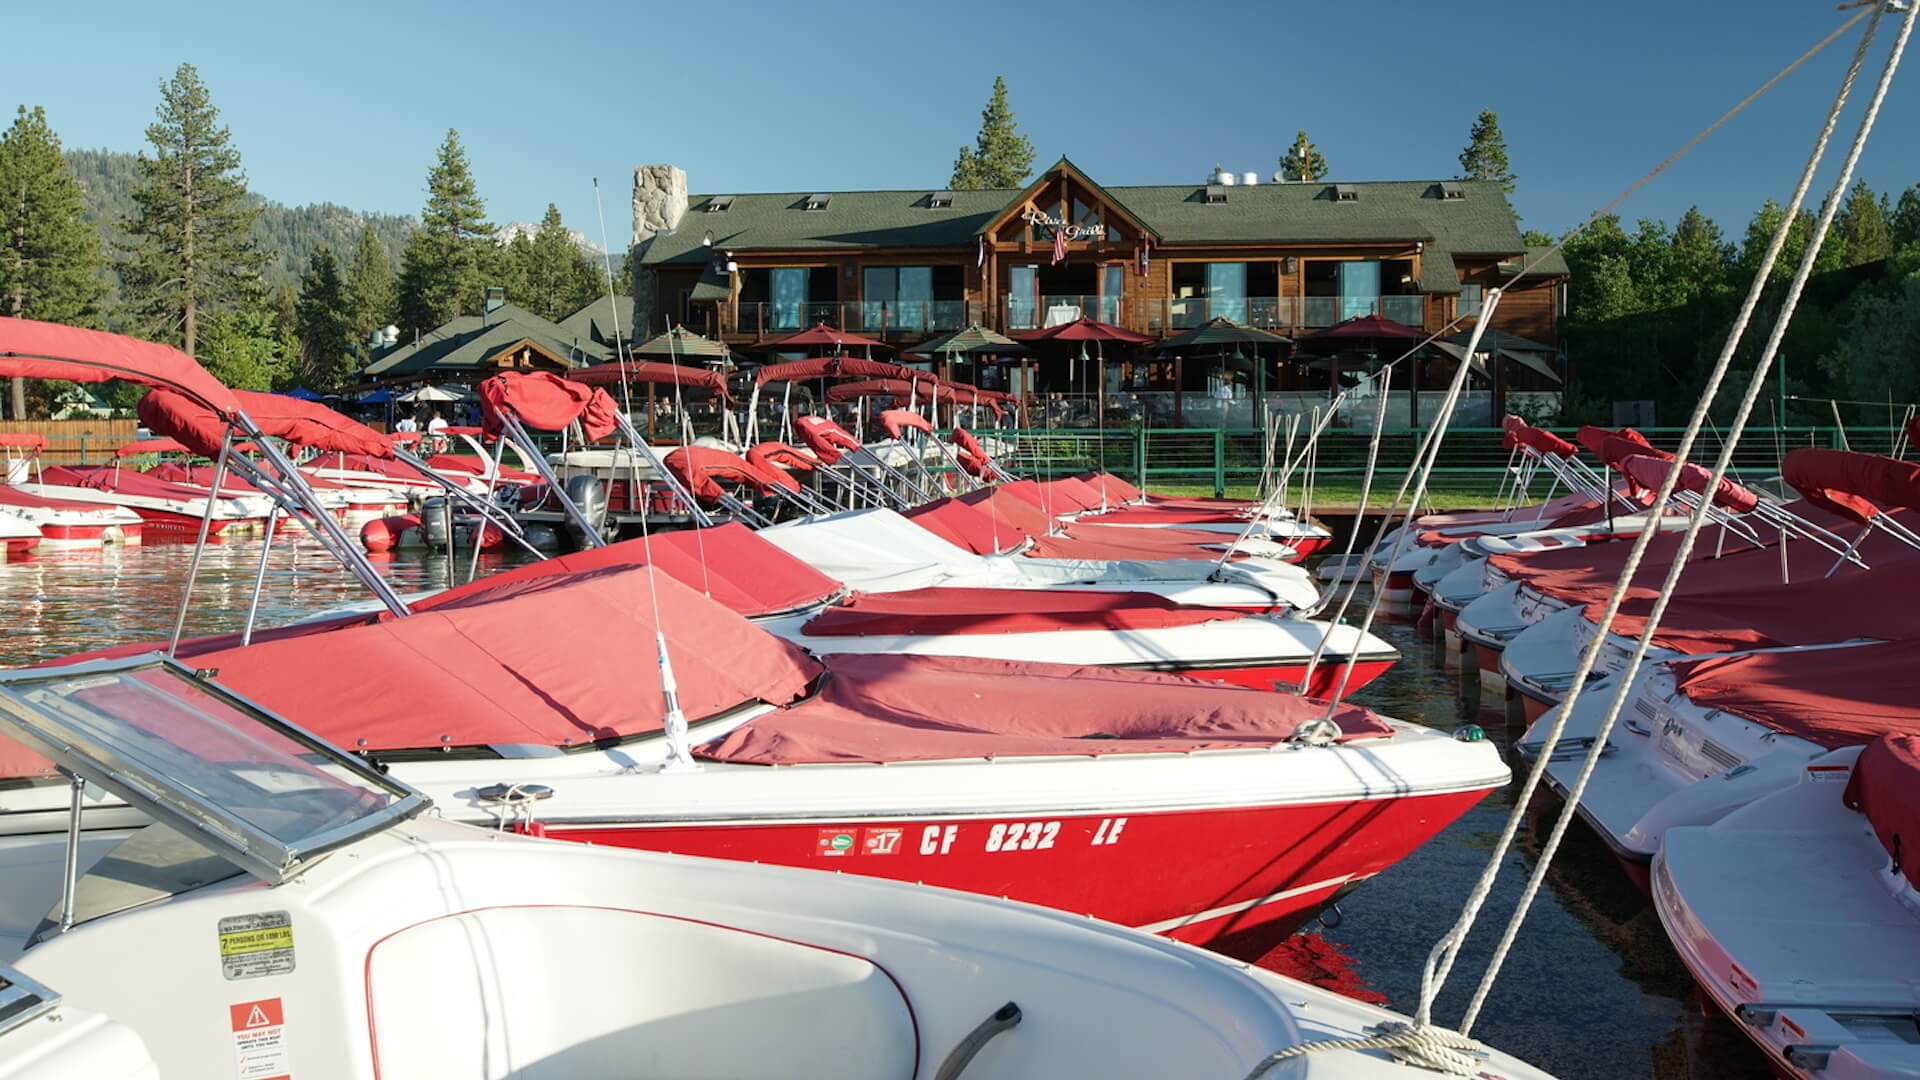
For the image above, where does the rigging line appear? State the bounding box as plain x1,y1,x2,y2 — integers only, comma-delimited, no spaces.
664,330,713,602
1784,393,1920,408
1442,4,1905,1035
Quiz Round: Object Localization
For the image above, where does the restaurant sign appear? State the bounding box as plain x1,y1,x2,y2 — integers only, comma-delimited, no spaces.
1021,206,1106,240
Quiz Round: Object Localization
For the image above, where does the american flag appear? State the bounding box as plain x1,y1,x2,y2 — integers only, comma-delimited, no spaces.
1051,224,1067,265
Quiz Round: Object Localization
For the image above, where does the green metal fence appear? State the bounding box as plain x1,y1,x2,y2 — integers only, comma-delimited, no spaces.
986,425,1909,501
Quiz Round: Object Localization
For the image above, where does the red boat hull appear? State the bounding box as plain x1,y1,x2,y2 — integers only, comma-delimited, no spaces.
35,521,142,547
132,507,235,542
1282,535,1330,562
3,536,37,559
545,787,1493,959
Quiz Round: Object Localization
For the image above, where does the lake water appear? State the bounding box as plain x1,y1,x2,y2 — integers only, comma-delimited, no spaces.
0,537,1771,1078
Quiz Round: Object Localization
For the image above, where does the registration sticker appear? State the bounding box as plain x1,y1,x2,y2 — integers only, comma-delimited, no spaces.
815,829,855,857
861,828,902,856
229,996,290,1079
219,912,295,980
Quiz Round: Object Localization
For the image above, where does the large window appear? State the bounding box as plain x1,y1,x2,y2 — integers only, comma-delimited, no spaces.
1101,265,1126,324
1007,265,1038,329
1338,261,1381,320
1460,284,1484,317
1206,263,1248,323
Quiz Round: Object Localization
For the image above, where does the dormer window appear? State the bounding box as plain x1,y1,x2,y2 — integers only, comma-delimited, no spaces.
803,194,830,211
1204,184,1228,205
1332,184,1358,202
927,191,955,208
705,197,734,213
1439,182,1466,201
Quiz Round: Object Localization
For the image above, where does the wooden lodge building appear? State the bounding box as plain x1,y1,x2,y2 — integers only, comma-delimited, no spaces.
631,157,1569,423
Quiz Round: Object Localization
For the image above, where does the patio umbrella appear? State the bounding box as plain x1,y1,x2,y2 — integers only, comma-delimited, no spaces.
1014,317,1153,401
356,389,392,406
282,386,324,402
396,384,469,403
1153,317,1291,353
756,323,891,355
905,324,1027,358
629,325,731,363
1443,328,1562,384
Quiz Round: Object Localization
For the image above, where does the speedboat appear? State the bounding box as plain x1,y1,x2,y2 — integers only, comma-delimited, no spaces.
18,464,267,540
64,555,1499,961
0,487,136,550
0,650,1550,1080
1011,476,1334,559
0,511,40,561
924,482,1303,564
1653,729,1920,1078
1518,638,1920,892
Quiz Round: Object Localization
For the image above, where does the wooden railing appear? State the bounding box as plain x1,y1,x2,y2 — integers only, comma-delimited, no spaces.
0,419,139,466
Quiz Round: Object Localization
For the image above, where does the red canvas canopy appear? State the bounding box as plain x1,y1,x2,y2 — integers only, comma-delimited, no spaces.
0,433,46,452
755,323,892,354
945,485,1262,562
1009,318,1152,346
1783,448,1920,523
698,653,1390,766
177,563,821,751
41,465,221,504
114,437,191,459
803,586,1247,638
140,388,392,459
1575,425,1651,459
746,442,817,476
1501,417,1575,458
147,462,262,496
480,371,620,440
0,485,117,513
1079,472,1144,502
1299,314,1427,342
664,446,797,502
411,526,840,620
569,361,731,399
1673,640,1920,750
878,408,933,440
792,415,863,464
1844,732,1920,890
0,315,238,417
754,356,920,386
1595,546,1920,655
826,379,935,405
1619,454,1760,513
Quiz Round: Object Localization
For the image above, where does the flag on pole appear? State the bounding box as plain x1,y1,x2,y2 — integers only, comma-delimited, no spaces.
977,235,985,269
1051,224,1067,266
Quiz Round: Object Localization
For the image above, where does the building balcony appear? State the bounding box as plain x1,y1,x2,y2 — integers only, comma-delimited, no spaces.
717,300,972,340
1007,295,1125,331
1152,294,1427,333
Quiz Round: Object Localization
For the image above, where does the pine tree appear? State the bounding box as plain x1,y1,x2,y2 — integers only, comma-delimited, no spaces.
1458,110,1515,194
0,105,105,419
396,129,495,334
1277,131,1327,183
344,223,396,347
509,204,599,320
269,284,301,389
1835,180,1893,266
1893,186,1920,250
196,306,286,391
950,77,1035,190
1668,206,1733,303
294,247,356,388
121,63,266,357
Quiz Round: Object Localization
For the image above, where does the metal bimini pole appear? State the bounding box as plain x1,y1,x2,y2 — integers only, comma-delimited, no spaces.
167,430,235,656
467,435,512,583
494,414,613,547
239,425,412,616
387,447,541,557
240,503,280,647
609,412,713,528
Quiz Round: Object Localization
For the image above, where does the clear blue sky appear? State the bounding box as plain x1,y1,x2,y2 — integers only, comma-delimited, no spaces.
11,1,1917,245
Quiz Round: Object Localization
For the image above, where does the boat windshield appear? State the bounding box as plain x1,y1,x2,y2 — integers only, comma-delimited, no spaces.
0,654,427,883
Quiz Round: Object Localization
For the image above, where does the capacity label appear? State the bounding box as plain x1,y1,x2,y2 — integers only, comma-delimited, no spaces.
219,912,295,980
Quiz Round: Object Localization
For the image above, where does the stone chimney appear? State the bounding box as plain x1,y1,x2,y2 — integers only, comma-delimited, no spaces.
630,165,688,334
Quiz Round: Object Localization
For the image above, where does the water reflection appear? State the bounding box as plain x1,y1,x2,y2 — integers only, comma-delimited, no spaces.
0,541,1774,1078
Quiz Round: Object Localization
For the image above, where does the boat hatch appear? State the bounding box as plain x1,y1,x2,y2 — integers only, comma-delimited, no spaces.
0,653,429,885
0,965,58,1038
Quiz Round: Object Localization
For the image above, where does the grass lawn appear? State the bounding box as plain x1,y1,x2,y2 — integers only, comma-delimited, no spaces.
1147,475,1508,511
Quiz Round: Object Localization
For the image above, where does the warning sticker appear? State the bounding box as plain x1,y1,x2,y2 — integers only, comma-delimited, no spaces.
815,828,855,857
228,997,290,1080
219,912,295,981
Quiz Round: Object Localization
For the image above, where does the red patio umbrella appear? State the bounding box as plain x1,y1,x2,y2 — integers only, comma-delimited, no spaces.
755,323,892,354
1297,313,1427,344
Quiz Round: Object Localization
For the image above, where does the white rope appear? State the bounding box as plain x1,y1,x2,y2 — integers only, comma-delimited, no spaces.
1242,1021,1488,1079
1453,2,1908,1034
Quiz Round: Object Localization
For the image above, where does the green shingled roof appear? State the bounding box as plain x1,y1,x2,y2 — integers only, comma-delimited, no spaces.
638,175,1532,268
362,303,596,380
558,295,635,352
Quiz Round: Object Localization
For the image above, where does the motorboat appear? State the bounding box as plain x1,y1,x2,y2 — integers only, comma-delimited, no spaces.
17,464,267,540
1496,449,1920,722
1014,475,1335,558
926,482,1304,564
0,511,40,561
57,553,1499,961
1653,730,1920,1077
1517,638,1920,892
759,505,1322,611
0,487,137,550
0,650,1551,1080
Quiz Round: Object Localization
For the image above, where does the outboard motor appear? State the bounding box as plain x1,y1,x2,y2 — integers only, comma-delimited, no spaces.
562,473,608,549
419,496,452,547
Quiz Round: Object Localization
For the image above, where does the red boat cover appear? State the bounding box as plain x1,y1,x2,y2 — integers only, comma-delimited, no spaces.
140,388,393,459
1619,454,1761,514
423,455,540,486
1037,478,1111,514
1843,733,1920,890
1598,551,1920,655
480,371,619,440
1672,641,1920,750
954,486,1253,562
950,426,992,475
1084,472,1144,501
0,485,116,513
792,415,863,464
0,434,47,451
906,497,1024,554
1514,424,1577,459
1783,448,1920,523
746,442,817,477
753,357,918,386
146,463,262,496
0,315,239,416
568,361,731,399
413,525,840,619
664,446,798,501
878,408,933,439
802,587,1246,638
115,437,191,459
308,453,438,485
179,564,821,751
697,653,1391,765
40,465,215,504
